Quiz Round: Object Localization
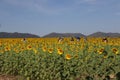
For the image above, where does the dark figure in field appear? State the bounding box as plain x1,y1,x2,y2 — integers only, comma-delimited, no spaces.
75,37,81,41
70,37,74,41
102,37,108,43
22,38,27,42
58,37,64,43
23,38,26,41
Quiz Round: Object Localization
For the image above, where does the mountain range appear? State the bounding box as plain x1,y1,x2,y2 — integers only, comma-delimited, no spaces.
0,32,120,38
43,32,120,38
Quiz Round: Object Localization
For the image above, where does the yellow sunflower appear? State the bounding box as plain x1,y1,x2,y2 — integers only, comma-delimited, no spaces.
48,48,53,53
65,54,71,60
42,47,47,52
57,48,64,55
27,45,32,50
4,46,11,51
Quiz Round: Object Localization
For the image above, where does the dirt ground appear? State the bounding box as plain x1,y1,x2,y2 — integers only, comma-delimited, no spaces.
0,75,17,80
0,75,25,80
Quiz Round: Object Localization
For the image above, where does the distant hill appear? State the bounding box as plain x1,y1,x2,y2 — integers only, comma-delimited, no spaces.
0,32,120,38
88,32,120,37
43,32,85,37
43,32,120,38
0,32,40,38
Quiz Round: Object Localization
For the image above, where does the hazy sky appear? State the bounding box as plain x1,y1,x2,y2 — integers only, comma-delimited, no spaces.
0,0,120,36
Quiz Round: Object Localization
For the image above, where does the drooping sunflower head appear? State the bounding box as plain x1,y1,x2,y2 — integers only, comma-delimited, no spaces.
112,48,119,55
98,48,104,54
74,54,78,58
103,55,107,59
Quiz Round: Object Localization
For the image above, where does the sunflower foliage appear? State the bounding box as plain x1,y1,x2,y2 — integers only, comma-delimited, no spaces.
0,38,120,80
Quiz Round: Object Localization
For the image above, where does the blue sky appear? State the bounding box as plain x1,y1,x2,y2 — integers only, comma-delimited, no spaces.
0,0,120,36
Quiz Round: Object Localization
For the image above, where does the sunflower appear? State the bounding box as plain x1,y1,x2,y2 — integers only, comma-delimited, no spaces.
98,48,104,54
57,48,64,55
4,46,11,51
21,47,25,51
27,45,32,50
42,47,47,52
48,48,53,53
15,50,20,53
65,54,71,60
103,50,108,58
14,48,19,53
112,48,119,55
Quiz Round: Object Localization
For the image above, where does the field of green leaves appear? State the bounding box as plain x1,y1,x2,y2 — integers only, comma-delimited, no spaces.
0,37,120,80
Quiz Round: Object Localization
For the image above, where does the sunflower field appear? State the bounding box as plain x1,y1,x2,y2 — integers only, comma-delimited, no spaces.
0,37,120,80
